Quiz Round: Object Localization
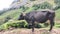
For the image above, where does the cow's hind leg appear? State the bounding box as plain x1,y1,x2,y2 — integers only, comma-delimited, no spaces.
49,19,54,31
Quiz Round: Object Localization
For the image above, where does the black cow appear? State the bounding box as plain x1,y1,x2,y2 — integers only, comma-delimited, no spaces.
18,9,55,32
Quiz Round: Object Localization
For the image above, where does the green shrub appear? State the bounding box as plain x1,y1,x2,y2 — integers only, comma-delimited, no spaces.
30,0,35,1
40,2,52,9
55,23,60,28
55,25,60,28
20,6,29,12
0,9,22,25
0,20,28,30
4,17,12,23
44,23,49,27
35,24,42,28
32,2,52,10
53,5,60,10
32,4,40,10
0,20,46,30
54,0,60,5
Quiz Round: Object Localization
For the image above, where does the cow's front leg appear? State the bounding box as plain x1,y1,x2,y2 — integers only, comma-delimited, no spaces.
32,23,34,32
32,21,35,32
49,19,54,31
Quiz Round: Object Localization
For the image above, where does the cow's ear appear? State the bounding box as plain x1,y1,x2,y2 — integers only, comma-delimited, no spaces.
22,12,26,16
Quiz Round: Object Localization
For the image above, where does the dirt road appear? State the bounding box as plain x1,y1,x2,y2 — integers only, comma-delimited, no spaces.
0,28,60,34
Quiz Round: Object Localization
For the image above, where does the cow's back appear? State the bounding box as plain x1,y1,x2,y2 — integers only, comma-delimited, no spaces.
25,11,49,23
25,11,37,19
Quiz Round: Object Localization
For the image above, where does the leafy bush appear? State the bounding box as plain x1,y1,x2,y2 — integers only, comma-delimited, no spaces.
20,6,29,12
40,2,52,9
54,0,60,10
30,0,35,1
4,17,12,23
44,23,49,27
1,20,60,31
32,4,40,10
0,20,48,30
54,22,60,28
35,24,42,28
32,2,52,10
54,0,60,5
53,5,60,10
0,20,28,30
0,9,22,25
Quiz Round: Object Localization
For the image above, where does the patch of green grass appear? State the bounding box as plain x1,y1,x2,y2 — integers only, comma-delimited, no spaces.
56,9,60,19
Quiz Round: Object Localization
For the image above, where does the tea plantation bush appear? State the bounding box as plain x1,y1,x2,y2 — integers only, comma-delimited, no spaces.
32,2,52,10
0,20,48,31
0,20,28,30
30,0,35,1
20,6,29,12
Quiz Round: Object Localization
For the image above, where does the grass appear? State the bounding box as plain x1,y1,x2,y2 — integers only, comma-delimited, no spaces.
55,9,60,20
0,9,22,18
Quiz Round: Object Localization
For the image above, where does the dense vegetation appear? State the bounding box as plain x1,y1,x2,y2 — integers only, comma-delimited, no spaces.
0,0,60,31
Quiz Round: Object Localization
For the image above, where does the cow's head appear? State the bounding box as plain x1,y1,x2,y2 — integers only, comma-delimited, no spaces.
18,12,26,20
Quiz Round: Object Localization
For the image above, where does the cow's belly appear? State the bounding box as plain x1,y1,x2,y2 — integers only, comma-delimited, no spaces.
35,17,48,23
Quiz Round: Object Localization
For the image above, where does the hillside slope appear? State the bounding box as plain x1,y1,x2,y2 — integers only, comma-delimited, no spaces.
0,9,22,25
10,0,55,9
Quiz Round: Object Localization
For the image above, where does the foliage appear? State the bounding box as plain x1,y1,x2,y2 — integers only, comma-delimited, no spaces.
35,24,42,28
0,11,7,15
0,9,22,25
30,0,35,1
54,0,60,5
0,20,28,30
53,5,60,10
0,20,49,30
32,4,40,10
32,2,52,10
55,9,60,19
53,0,60,10
20,6,29,12
44,23,49,27
40,2,52,9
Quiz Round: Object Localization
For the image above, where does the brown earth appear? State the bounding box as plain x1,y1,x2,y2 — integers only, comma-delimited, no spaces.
0,28,60,34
